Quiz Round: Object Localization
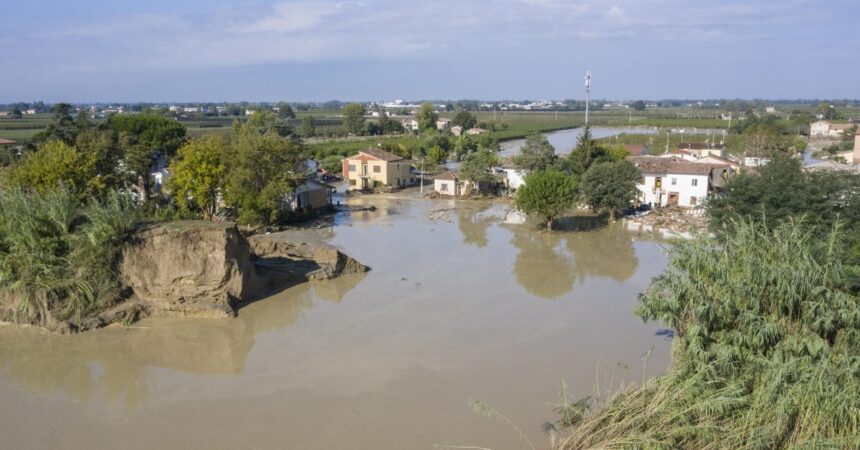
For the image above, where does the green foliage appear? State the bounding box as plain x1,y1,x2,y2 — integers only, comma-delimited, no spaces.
708,156,860,290
222,122,303,225
451,110,477,129
275,102,295,119
631,100,647,111
558,221,860,449
568,126,610,177
515,170,578,230
427,145,447,165
512,133,557,171
320,155,343,174
416,102,439,132
298,115,316,138
580,160,640,220
606,144,630,161
459,148,500,186
342,103,366,135
4,140,98,200
0,187,139,326
168,136,227,218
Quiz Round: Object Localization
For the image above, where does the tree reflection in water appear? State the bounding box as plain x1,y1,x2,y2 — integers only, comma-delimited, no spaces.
509,216,639,299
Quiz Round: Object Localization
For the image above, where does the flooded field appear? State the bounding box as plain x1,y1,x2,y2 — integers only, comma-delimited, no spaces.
0,197,672,450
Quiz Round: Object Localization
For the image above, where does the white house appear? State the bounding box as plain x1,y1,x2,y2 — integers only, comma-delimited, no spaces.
501,167,527,192
450,126,464,136
628,156,730,208
434,170,463,196
436,118,452,130
810,120,854,138
466,127,488,135
402,118,420,132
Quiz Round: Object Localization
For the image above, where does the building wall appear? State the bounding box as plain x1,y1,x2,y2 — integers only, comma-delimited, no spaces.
810,121,830,137
344,158,414,190
503,168,527,190
434,179,459,196
636,173,710,207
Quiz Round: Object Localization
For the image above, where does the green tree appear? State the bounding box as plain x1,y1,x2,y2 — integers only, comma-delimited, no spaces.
580,160,641,221
451,110,477,129
320,155,343,174
606,144,631,161
815,101,839,120
222,123,303,225
417,102,439,132
168,136,227,218
459,148,499,188
568,126,609,177
33,103,79,145
515,170,578,230
275,102,295,119
427,145,447,165
342,103,366,135
109,113,187,203
298,116,316,138
512,133,556,171
3,141,91,198
631,100,647,111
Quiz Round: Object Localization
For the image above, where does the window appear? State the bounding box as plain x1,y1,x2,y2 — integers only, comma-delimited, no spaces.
440,183,448,192
691,178,698,187
671,177,677,186
373,165,381,173
348,164,356,172
655,177,662,189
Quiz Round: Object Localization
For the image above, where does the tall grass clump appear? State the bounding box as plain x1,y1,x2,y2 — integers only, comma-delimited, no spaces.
556,220,860,449
0,187,139,326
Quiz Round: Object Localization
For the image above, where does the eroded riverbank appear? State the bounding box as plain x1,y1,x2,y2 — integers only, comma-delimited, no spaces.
0,198,672,450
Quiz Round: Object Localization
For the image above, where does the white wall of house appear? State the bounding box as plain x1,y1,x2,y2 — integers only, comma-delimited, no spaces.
503,168,527,190
636,173,710,207
810,121,830,137
434,179,459,196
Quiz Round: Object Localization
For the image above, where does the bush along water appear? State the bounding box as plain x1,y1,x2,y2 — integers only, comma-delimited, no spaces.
555,220,860,449
0,187,140,331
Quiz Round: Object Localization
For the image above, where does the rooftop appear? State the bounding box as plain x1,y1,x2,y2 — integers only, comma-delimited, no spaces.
349,147,407,162
627,156,728,176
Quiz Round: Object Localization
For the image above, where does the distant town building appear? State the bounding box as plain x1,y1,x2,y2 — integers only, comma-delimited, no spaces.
401,118,419,132
810,120,854,138
435,118,451,130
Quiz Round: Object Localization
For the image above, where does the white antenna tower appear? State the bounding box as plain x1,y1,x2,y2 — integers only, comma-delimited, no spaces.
584,70,592,127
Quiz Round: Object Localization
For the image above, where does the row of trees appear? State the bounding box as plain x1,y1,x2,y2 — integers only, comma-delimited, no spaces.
514,128,641,229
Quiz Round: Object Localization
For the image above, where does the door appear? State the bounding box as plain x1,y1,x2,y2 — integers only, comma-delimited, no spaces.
668,192,679,206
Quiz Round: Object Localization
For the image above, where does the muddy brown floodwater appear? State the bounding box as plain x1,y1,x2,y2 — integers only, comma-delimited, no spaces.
0,197,672,450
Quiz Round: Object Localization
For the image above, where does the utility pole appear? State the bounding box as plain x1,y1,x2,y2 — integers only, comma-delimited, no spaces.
419,157,424,195
584,70,591,128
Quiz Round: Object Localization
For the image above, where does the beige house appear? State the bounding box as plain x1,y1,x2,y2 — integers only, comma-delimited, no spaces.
342,148,415,190
450,125,464,136
436,118,452,130
466,127,488,135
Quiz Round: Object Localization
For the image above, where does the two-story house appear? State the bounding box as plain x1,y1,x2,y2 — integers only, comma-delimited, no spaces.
341,148,415,190
628,156,730,208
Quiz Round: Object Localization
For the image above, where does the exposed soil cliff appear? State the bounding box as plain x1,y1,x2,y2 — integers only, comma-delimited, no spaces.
0,221,368,332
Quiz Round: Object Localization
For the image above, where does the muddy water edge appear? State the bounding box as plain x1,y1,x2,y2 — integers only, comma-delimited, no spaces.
0,196,672,450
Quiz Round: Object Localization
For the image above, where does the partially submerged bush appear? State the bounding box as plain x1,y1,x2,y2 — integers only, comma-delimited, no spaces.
557,221,860,449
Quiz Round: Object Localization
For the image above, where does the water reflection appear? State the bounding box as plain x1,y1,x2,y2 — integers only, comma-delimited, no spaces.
508,222,640,299
457,205,494,248
509,228,575,299
0,273,366,406
566,224,639,282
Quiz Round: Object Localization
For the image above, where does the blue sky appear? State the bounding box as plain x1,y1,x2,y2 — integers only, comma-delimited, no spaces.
1,0,857,102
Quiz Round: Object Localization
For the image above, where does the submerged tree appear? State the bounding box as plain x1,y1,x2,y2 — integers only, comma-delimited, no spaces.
515,170,578,230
